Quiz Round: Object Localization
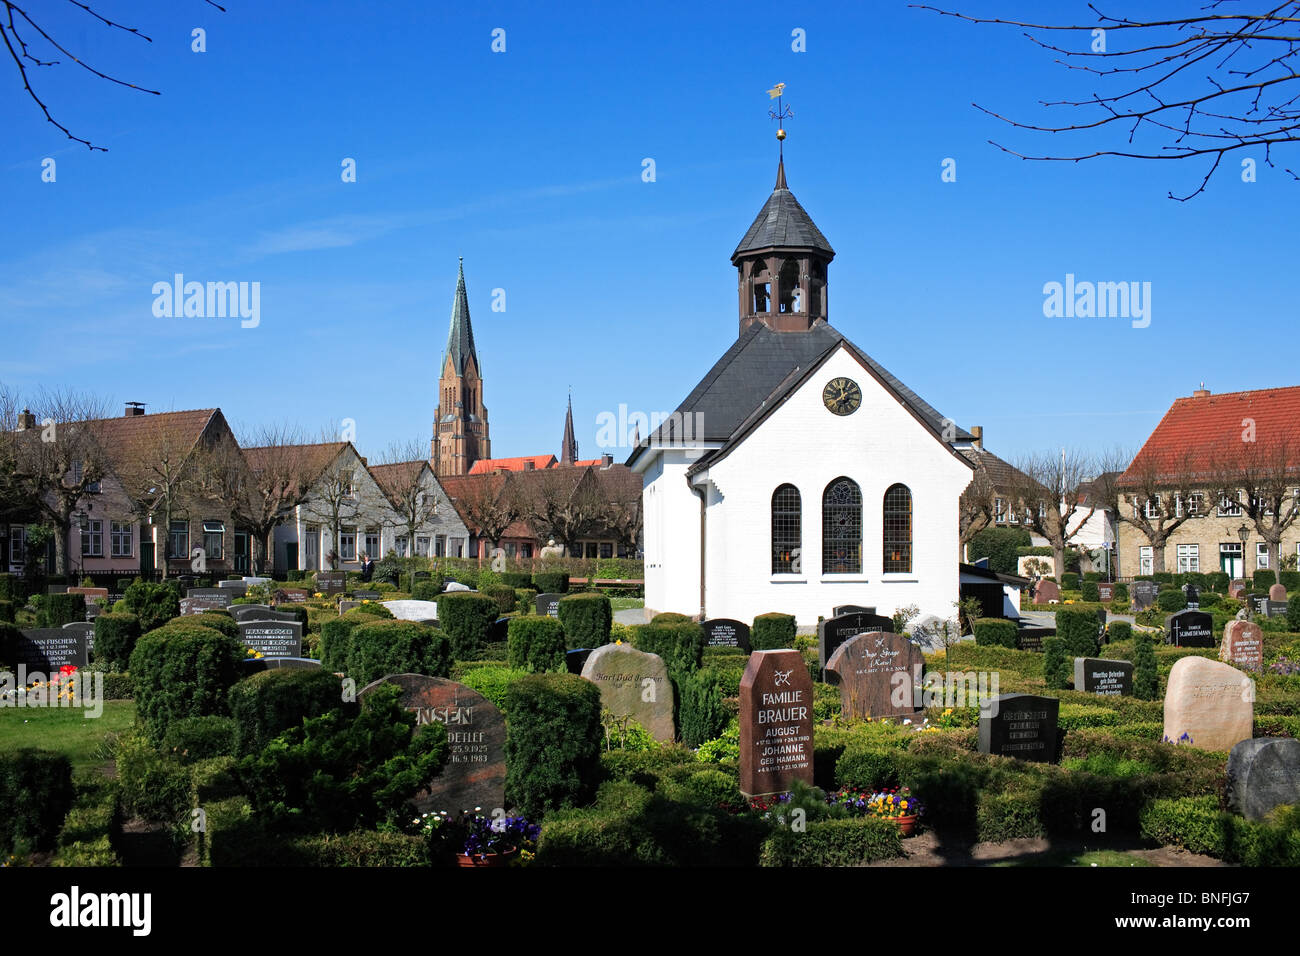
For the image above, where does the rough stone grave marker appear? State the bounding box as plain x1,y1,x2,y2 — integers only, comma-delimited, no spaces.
824,631,922,719
740,649,815,796
1032,580,1060,604
1268,583,1287,603
1226,738,1300,822
1220,620,1264,673
580,644,674,742
1163,656,1253,752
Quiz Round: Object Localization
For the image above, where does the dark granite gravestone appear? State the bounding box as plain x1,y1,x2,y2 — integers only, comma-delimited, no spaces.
274,588,310,603
358,674,507,815
817,612,893,672
581,644,674,742
832,605,876,618
1131,581,1159,612
1247,593,1268,617
12,628,89,670
46,585,69,595
535,593,562,618
1265,599,1288,619
231,605,300,623
1073,657,1133,696
338,601,361,614
412,571,431,580
217,579,249,598
353,590,381,601
182,588,233,614
1226,738,1300,822
1032,580,1060,604
978,693,1060,763
486,617,509,643
84,603,101,621
236,620,303,658
740,649,815,797
702,618,751,651
1166,609,1214,648
824,631,923,719
1183,584,1200,609
240,657,323,675
315,571,347,595
1015,627,1054,652
1221,621,1264,673
62,621,94,654
565,648,593,675
1096,582,1114,602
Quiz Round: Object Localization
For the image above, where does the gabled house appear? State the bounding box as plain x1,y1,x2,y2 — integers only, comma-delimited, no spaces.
369,459,470,559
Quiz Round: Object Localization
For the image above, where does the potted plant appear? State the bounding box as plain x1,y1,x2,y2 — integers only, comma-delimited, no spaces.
866,787,923,836
417,810,540,867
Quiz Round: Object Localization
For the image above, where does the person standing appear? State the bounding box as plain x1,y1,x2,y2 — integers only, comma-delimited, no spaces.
359,552,375,583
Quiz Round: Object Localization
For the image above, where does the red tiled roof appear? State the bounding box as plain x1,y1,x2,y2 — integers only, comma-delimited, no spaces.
1121,386,1300,485
467,455,556,474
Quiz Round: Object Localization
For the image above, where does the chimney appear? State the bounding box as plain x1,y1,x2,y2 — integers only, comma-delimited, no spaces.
359,457,368,466
1192,382,1211,398
970,425,983,450
16,407,36,431
125,401,146,417
600,453,613,468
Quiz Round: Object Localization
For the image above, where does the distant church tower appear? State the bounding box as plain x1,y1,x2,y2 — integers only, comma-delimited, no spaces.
431,259,490,476
560,393,577,466
732,158,835,337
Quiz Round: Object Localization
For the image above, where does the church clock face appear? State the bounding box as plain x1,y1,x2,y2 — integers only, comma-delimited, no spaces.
823,377,862,416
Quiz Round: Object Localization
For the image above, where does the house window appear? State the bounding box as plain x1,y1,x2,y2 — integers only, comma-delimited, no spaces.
600,542,613,559
364,530,380,560
883,483,913,574
1008,505,1019,524
520,543,532,558
1139,546,1153,576
822,477,862,574
415,536,430,556
1257,542,1270,570
10,526,25,565
81,520,103,558
771,484,801,574
339,527,357,561
110,522,133,558
1218,493,1242,517
71,460,83,484
1186,493,1203,516
1176,543,1199,573
1144,495,1162,519
169,520,189,560
203,521,225,560
994,498,1006,524
394,536,409,557
586,543,598,558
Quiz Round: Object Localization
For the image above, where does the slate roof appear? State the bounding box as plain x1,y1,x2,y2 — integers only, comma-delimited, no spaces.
1120,385,1300,485
958,446,1030,493
368,460,430,506
443,259,478,376
731,160,834,262
243,442,348,489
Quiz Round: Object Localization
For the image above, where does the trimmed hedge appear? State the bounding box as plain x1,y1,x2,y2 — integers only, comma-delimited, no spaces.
557,592,612,649
346,620,452,686
1080,581,1100,602
129,623,245,742
459,665,529,712
532,570,570,594
483,585,518,616
1043,637,1068,689
0,599,12,623
1140,796,1300,865
0,749,75,853
752,612,796,650
91,612,141,670
1107,621,1133,644
1133,630,1159,700
1157,590,1187,613
282,830,428,866
501,571,533,589
504,673,603,819
974,619,1018,649
1055,609,1100,658
411,580,440,602
37,592,85,628
507,615,567,672
114,730,193,824
1113,583,1129,602
123,581,181,632
228,669,348,755
514,587,538,613
161,715,237,763
759,817,903,866
435,591,500,659
197,612,240,641
1252,569,1277,590
1061,572,1079,590
635,619,705,682
679,668,728,748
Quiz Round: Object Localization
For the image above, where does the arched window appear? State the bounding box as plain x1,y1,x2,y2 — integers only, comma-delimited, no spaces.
771,484,801,574
751,259,771,314
822,477,862,574
883,483,912,573
777,259,801,314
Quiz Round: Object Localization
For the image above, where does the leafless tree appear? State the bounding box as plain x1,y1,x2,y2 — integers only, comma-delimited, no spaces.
592,469,643,556
234,424,312,576
1093,445,1204,573
916,2,1300,199
958,464,996,560
301,442,361,571
374,440,440,560
1007,448,1103,578
451,474,522,553
1204,433,1300,570
516,467,606,556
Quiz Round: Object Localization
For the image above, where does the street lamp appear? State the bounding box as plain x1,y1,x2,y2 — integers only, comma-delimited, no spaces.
75,509,89,582
1237,524,1251,580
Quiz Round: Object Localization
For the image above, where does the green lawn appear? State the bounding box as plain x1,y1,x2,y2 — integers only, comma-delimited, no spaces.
0,700,135,775
610,597,644,611
991,849,1156,868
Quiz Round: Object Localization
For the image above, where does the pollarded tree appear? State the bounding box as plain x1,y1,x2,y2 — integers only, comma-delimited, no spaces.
1007,448,1104,580
235,424,313,576
1094,446,1205,574
1204,434,1300,572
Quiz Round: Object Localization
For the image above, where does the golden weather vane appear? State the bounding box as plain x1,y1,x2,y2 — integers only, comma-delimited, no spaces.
767,83,792,160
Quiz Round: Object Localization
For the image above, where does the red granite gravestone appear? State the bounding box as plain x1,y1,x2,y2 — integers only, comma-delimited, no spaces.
825,631,922,719
1096,582,1114,602
1229,579,1248,599
1268,583,1287,603
1221,620,1264,673
740,649,815,797
1033,580,1060,604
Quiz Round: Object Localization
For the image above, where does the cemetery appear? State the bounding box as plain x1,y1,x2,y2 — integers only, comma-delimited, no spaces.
1,559,1298,869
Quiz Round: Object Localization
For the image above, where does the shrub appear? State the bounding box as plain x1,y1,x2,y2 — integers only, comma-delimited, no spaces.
835,746,906,791
91,612,141,670
1208,571,1230,592
129,623,245,742
0,599,12,624
228,669,348,755
411,580,440,601
1107,621,1133,644
282,830,428,866
504,673,603,819
102,672,134,699
346,620,452,686
1286,594,1300,631
483,585,518,616
1114,583,1129,602
507,615,567,672
161,716,237,763
501,571,532,589
1081,580,1100,602
532,570,570,594
319,615,364,671
0,573,19,602
1043,637,1068,689
0,749,75,853
635,619,705,682
1139,796,1300,865
557,592,612,648
1133,630,1159,700
123,581,181,632
1157,590,1187,613
977,791,1045,842
435,591,500,659
1061,572,1079,590
679,668,728,748
967,527,1032,575
1055,609,1100,658
974,618,1018,649
196,612,240,641
458,665,529,712
514,587,538,613
37,592,85,628
760,817,903,866
1279,570,1300,592
1153,572,1174,584
115,730,193,824
1252,569,1277,590
651,612,692,625
752,612,797,650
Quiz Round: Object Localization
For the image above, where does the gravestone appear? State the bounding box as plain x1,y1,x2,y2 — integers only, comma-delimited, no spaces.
1096,582,1114,602
67,586,108,603
12,628,89,670
1131,581,1158,611
231,605,299,624
217,579,248,597
358,674,507,815
1165,609,1214,648
486,617,509,643
1163,656,1253,752
702,618,751,651
274,588,309,603
1016,627,1054,652
565,648,593,675
1032,580,1060,605
739,649,815,797
1268,583,1287,603
580,644,674,742
1228,579,1247,599
353,589,381,601
1226,738,1300,822
1073,657,1133,696
1220,620,1264,672
381,600,440,622
978,694,1060,763
817,611,893,672
182,588,233,613
443,581,472,593
832,605,876,618
535,593,563,618
338,601,361,614
315,571,346,595
1096,607,1108,633
824,631,922,719
1247,593,1268,617
62,621,94,654
84,603,101,621
236,620,303,658
1183,584,1200,609
241,657,323,675
1265,599,1288,619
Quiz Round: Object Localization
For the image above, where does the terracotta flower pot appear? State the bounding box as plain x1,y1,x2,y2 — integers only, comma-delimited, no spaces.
455,845,518,868
894,814,919,837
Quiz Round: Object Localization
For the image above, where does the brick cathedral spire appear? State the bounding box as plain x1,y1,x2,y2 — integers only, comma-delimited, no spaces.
560,391,577,466
431,258,490,476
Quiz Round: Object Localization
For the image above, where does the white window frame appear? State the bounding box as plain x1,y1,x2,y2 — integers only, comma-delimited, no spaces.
1186,492,1203,516
394,535,409,557
1139,546,1153,576
110,521,132,558
81,519,103,558
415,535,431,557
339,527,357,562
1176,543,1199,573
1144,495,1162,519
1257,542,1270,570
203,520,225,560
994,498,1006,524
1218,493,1242,517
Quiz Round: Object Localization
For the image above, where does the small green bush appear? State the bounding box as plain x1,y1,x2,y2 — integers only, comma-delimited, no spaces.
751,612,796,650
1043,637,1068,689
459,665,529,712
115,731,193,824
91,612,141,670
282,830,428,866
129,623,245,742
635,619,705,682
0,749,75,853
196,612,240,641
532,570,570,594
557,592,613,648
760,817,903,866
228,669,348,756
1107,621,1133,644
1133,630,1159,700
483,585,518,616
1056,608,1100,658
1081,581,1100,602
1061,572,1080,590
501,571,532,589
319,615,363,671
514,587,538,613
1157,590,1187,612
1114,583,1129,602
161,715,237,763
1252,569,1277,591
679,668,728,748
1286,594,1300,631
123,581,181,632
37,592,86,628
411,580,440,601
0,599,12,624
435,591,500,659
507,615,567,672
347,620,452,686
974,618,1018,649
504,673,603,819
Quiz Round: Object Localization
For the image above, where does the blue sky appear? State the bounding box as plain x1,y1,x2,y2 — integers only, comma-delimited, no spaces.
1,1,1295,469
